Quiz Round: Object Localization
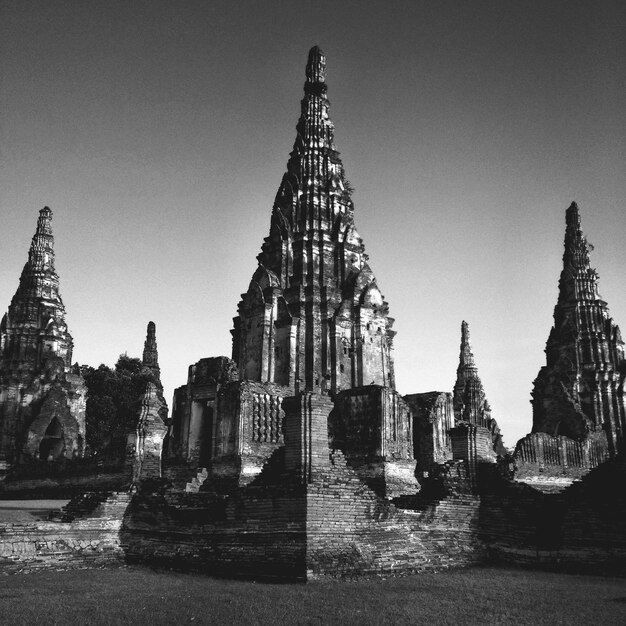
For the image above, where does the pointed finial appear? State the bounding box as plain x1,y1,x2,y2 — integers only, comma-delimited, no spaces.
459,320,476,368
461,320,470,341
306,46,327,84
566,201,580,228
142,321,160,379
35,206,53,237
562,201,593,273
27,206,55,270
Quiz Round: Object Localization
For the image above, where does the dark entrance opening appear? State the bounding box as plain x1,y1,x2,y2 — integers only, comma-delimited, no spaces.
199,403,214,467
39,417,65,460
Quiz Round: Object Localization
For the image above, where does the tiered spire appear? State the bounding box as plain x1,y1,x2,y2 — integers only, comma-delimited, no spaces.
452,321,505,455
453,321,489,426
142,321,161,386
558,202,602,307
266,45,351,240
232,47,396,394
0,207,74,374
532,202,625,453
29,206,55,270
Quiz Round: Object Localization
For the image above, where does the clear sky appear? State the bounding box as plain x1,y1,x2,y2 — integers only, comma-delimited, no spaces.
1,1,624,448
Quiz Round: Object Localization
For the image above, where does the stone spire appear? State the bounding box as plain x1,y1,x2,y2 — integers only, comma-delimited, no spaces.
452,321,505,455
232,47,396,394
142,321,161,385
453,321,489,425
532,202,625,454
0,207,74,374
0,207,86,465
453,321,477,404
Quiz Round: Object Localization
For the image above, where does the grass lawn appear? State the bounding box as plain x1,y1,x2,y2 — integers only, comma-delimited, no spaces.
0,565,625,625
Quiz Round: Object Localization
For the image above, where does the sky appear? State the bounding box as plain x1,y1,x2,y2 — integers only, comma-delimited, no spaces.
1,0,625,448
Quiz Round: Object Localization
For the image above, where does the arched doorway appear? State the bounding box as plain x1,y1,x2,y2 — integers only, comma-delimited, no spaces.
39,417,65,461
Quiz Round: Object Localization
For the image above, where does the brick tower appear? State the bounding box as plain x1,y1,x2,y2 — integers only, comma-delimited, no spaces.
531,202,625,456
0,207,86,467
232,46,396,393
450,321,504,465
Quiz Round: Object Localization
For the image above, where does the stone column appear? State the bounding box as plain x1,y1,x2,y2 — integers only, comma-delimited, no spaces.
283,392,333,481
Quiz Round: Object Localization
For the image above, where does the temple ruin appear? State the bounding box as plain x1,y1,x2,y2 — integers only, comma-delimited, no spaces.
451,321,505,460
516,203,626,479
126,322,169,483
169,46,417,500
0,207,86,470
1,48,624,580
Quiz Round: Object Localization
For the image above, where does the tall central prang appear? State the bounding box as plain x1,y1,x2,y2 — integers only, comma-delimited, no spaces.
232,46,396,395
171,47,415,497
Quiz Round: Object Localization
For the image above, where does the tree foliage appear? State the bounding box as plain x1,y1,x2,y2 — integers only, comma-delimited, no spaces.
81,355,155,456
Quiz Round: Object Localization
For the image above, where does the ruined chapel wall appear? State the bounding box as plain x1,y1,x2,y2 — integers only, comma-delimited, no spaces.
514,431,609,479
405,392,453,471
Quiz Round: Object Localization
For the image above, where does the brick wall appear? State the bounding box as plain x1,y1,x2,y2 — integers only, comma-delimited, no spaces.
479,458,626,575
120,486,308,580
1,460,625,578
305,452,484,578
118,453,484,580
0,493,130,574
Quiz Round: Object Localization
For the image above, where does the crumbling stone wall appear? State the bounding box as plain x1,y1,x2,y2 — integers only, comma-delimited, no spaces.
121,486,308,580
2,457,625,578
479,458,626,575
0,492,130,574
305,453,483,578
119,457,483,580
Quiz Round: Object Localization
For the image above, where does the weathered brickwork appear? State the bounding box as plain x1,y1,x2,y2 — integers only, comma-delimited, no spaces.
121,485,308,580
0,493,130,574
283,392,333,478
479,458,626,575
304,454,483,578
116,454,484,580
2,459,625,577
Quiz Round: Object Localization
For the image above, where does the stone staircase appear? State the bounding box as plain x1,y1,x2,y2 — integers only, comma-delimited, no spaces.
185,468,209,492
